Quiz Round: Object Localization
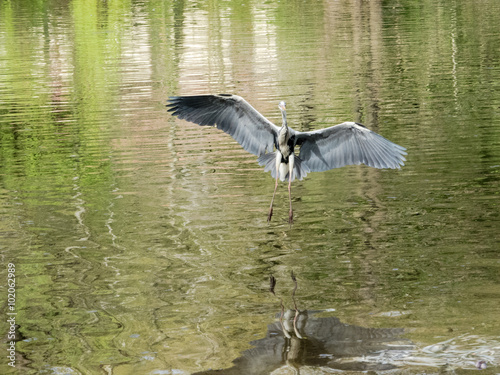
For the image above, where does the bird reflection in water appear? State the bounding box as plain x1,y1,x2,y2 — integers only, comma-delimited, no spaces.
194,272,414,374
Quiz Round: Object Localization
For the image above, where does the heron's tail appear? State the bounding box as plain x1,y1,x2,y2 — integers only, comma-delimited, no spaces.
257,152,310,182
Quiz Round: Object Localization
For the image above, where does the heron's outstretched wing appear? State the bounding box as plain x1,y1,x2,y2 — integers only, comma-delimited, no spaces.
167,94,280,156
295,122,407,172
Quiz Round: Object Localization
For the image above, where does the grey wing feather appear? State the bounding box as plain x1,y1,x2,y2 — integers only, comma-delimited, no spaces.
295,122,407,172
167,94,280,156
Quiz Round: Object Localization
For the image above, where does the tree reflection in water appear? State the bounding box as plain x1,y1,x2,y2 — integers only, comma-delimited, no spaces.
194,273,414,374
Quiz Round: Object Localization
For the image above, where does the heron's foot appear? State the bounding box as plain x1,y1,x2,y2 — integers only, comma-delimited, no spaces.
267,207,273,222
288,209,293,225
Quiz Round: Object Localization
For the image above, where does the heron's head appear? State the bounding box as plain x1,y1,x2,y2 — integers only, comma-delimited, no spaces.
278,101,286,112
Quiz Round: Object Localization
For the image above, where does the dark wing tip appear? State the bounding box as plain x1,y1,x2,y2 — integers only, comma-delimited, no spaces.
167,95,181,102
166,96,182,111
165,97,186,120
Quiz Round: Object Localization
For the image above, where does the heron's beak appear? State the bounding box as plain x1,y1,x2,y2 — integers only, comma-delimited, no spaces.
278,101,286,111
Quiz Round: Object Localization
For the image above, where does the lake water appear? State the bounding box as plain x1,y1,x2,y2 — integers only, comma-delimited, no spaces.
1,1,500,374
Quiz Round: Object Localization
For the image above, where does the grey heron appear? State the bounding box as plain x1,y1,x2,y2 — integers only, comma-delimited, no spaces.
167,94,406,224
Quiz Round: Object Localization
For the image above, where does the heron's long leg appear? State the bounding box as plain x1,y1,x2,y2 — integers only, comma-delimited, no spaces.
268,175,279,222
288,154,295,224
268,153,282,222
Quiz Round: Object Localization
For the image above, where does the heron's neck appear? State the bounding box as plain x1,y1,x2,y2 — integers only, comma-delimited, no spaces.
278,111,290,151
281,111,287,129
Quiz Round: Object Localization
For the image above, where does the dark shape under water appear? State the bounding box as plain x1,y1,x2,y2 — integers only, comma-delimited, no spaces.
193,272,412,374
192,309,413,374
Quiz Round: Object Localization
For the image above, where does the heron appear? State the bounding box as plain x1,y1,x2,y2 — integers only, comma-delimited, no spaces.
167,94,406,224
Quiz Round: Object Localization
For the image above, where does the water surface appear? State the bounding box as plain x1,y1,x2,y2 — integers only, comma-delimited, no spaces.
1,1,499,374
